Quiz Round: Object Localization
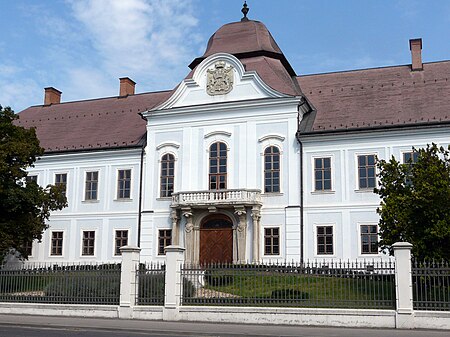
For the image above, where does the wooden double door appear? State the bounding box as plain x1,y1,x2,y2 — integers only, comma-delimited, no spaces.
199,215,233,265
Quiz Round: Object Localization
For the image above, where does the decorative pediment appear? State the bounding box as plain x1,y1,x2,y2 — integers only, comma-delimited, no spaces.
154,53,289,110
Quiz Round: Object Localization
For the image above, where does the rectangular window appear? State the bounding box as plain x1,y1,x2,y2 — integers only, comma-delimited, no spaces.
264,227,280,255
403,151,419,164
23,241,33,256
55,173,67,196
115,230,128,256
317,226,333,255
51,231,63,256
117,169,131,199
26,175,37,183
158,229,172,255
314,157,332,191
358,155,376,189
82,231,95,256
361,225,378,254
85,171,99,200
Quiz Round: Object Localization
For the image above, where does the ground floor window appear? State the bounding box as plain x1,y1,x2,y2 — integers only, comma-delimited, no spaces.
264,227,280,255
361,225,378,254
317,226,333,255
158,229,172,255
51,231,63,256
115,230,128,255
82,231,95,256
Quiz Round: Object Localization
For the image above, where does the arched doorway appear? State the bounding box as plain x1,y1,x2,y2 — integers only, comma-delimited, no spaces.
199,214,233,265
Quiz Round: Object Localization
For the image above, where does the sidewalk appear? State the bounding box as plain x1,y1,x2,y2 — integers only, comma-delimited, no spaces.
0,314,448,337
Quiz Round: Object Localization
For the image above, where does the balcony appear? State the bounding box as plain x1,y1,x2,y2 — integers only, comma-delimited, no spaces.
171,189,262,208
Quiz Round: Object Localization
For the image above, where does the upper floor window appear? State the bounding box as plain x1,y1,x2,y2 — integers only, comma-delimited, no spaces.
85,171,98,200
209,142,227,190
264,146,280,193
357,155,376,189
55,173,67,196
117,169,131,199
403,151,419,164
160,154,175,197
314,157,332,191
26,175,38,184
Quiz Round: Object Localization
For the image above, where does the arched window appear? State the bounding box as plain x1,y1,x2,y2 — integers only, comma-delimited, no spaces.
160,154,175,197
264,146,280,193
209,142,227,190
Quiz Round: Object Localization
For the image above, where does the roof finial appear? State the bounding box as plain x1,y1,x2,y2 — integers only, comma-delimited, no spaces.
241,1,249,21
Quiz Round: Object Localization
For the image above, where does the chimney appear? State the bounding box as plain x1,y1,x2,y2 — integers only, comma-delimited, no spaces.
119,77,136,96
409,38,423,71
44,87,62,105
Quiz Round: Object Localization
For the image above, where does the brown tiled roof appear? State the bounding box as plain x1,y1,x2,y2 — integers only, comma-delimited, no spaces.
297,61,450,134
16,91,171,153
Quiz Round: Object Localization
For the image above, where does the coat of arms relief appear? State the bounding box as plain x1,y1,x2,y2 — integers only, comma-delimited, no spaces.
206,61,234,96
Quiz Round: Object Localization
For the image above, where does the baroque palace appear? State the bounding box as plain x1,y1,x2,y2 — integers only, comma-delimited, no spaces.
17,5,450,264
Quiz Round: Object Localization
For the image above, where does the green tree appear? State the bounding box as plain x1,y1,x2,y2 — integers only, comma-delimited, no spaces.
0,105,67,261
375,144,450,260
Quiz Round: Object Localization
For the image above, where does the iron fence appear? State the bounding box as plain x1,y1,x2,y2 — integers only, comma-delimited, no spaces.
412,259,450,311
181,260,396,309
0,262,121,305
136,262,165,305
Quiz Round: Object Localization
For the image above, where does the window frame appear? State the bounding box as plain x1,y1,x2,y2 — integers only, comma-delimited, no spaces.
263,146,281,194
402,150,420,164
50,231,64,257
312,156,333,192
114,229,129,256
160,153,175,198
263,226,281,256
315,224,335,256
359,224,379,255
158,229,172,255
81,230,96,257
356,154,377,190
54,172,68,197
84,171,99,201
116,169,132,200
208,141,228,190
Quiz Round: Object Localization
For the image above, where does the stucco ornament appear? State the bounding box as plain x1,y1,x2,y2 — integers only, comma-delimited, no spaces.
206,61,234,95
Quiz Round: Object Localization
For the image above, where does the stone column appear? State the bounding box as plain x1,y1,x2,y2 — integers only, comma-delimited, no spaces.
170,209,180,245
393,242,414,329
251,207,261,262
235,206,247,263
163,245,185,321
182,207,194,264
119,246,141,319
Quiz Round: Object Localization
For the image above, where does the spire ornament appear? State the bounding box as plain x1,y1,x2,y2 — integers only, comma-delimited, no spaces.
241,1,249,21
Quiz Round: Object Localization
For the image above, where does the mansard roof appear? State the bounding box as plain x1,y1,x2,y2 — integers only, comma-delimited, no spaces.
16,91,171,153
297,60,450,135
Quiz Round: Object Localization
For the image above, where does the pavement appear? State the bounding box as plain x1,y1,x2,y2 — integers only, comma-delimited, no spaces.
0,314,448,337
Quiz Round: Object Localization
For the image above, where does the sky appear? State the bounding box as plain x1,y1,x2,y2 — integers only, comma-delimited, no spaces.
1,0,449,112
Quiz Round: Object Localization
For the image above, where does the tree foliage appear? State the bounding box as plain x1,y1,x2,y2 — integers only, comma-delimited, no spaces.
375,144,450,260
0,106,67,261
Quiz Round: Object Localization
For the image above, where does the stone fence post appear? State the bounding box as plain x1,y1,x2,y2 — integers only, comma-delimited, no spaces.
163,245,185,321
119,246,141,319
393,242,414,328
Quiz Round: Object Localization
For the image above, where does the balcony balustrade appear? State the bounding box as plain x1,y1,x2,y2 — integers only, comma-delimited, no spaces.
171,189,262,208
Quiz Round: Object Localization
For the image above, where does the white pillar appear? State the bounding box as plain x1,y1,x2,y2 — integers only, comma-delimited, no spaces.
393,242,414,329
163,245,185,321
119,245,141,318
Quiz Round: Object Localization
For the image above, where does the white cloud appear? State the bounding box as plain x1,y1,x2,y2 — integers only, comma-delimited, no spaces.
68,0,201,88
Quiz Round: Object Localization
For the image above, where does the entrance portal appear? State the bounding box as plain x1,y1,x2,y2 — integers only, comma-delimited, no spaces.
199,214,233,265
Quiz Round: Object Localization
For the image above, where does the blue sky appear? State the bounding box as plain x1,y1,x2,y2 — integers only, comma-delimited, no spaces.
1,0,449,112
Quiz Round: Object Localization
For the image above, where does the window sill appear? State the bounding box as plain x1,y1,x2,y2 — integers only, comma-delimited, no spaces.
261,193,284,197
311,190,335,195
263,254,282,258
114,198,133,202
82,199,100,203
156,197,172,201
354,188,376,193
